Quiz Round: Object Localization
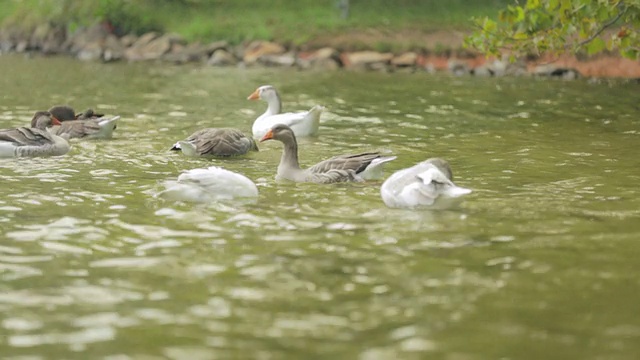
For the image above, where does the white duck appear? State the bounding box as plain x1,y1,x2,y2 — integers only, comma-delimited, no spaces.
260,124,396,184
0,111,70,158
156,166,259,203
247,85,324,139
381,158,472,208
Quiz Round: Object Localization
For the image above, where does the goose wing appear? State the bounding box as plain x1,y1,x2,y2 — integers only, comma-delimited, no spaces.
308,152,381,174
187,128,257,156
0,127,54,146
305,169,363,184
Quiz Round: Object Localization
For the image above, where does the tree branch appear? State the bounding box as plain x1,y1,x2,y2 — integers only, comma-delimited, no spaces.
572,3,627,49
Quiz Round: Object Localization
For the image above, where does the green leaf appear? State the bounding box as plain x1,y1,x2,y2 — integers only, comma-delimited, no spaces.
620,48,639,60
526,0,540,10
586,37,606,55
515,6,526,22
513,32,529,40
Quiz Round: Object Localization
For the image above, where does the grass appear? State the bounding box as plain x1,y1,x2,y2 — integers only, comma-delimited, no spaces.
0,0,511,48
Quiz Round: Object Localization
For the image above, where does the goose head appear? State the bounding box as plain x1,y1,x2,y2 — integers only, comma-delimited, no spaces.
259,124,296,144
48,105,77,121
247,85,280,102
31,111,62,129
425,158,454,181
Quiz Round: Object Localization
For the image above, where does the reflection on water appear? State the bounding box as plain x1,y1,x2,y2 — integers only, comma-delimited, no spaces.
0,55,639,359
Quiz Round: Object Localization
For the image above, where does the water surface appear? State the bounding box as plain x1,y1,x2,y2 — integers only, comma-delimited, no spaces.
1,55,639,359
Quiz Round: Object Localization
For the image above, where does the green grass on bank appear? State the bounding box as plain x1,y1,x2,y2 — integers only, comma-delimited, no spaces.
0,0,510,47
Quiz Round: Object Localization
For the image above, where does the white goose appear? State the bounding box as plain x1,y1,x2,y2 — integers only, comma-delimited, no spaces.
0,111,70,158
247,85,324,139
156,166,259,203
381,158,472,208
260,124,396,184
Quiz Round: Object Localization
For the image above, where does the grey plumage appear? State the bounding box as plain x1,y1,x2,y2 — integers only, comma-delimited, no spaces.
260,124,395,184
171,128,258,157
51,117,119,139
0,111,70,157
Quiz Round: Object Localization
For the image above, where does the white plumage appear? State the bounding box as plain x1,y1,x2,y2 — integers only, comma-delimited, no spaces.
156,166,258,203
247,85,324,139
381,158,471,208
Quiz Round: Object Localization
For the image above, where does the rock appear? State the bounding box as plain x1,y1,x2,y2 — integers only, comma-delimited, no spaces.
15,40,29,53
163,42,207,64
0,26,31,53
102,34,125,62
207,48,238,66
297,47,341,70
243,41,286,64
66,23,110,55
203,40,228,56
132,32,160,48
490,57,528,77
391,52,418,67
126,32,183,61
533,65,581,80
342,51,393,70
77,42,103,61
30,23,66,54
258,52,297,67
139,37,172,60
119,34,138,48
447,59,470,76
470,65,494,77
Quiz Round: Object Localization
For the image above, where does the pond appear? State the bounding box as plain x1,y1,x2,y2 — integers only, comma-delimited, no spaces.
0,54,639,359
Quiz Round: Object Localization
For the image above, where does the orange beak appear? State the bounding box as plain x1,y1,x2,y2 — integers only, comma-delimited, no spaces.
259,129,273,142
51,116,62,125
247,89,260,100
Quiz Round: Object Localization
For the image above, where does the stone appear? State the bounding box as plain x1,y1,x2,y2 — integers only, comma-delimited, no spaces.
30,23,67,54
391,52,418,67
163,42,207,63
203,40,228,56
207,49,237,66
0,26,30,53
447,59,470,76
125,32,182,61
131,32,160,48
102,34,125,62
297,47,342,70
258,52,297,67
343,51,393,70
470,65,494,77
77,42,103,61
243,41,286,64
533,65,581,79
119,34,138,48
66,23,110,54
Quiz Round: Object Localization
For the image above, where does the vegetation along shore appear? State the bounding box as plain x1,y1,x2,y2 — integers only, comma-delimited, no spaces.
1,0,638,79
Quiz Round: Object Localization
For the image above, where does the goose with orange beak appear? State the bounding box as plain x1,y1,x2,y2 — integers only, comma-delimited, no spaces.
260,124,396,184
48,105,119,138
247,85,324,139
0,111,70,157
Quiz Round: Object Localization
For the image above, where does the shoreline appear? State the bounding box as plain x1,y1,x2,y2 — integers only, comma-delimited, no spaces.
1,23,639,80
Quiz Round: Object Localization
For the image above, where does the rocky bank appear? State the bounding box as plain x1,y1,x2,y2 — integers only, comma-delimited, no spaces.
1,22,639,79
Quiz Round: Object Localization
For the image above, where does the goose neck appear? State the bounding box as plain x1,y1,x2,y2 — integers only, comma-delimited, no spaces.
264,94,282,116
279,136,300,171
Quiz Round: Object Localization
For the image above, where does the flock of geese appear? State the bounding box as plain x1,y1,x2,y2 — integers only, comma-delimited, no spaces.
0,85,471,208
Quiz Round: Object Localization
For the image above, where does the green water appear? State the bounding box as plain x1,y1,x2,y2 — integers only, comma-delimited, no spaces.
0,55,639,359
